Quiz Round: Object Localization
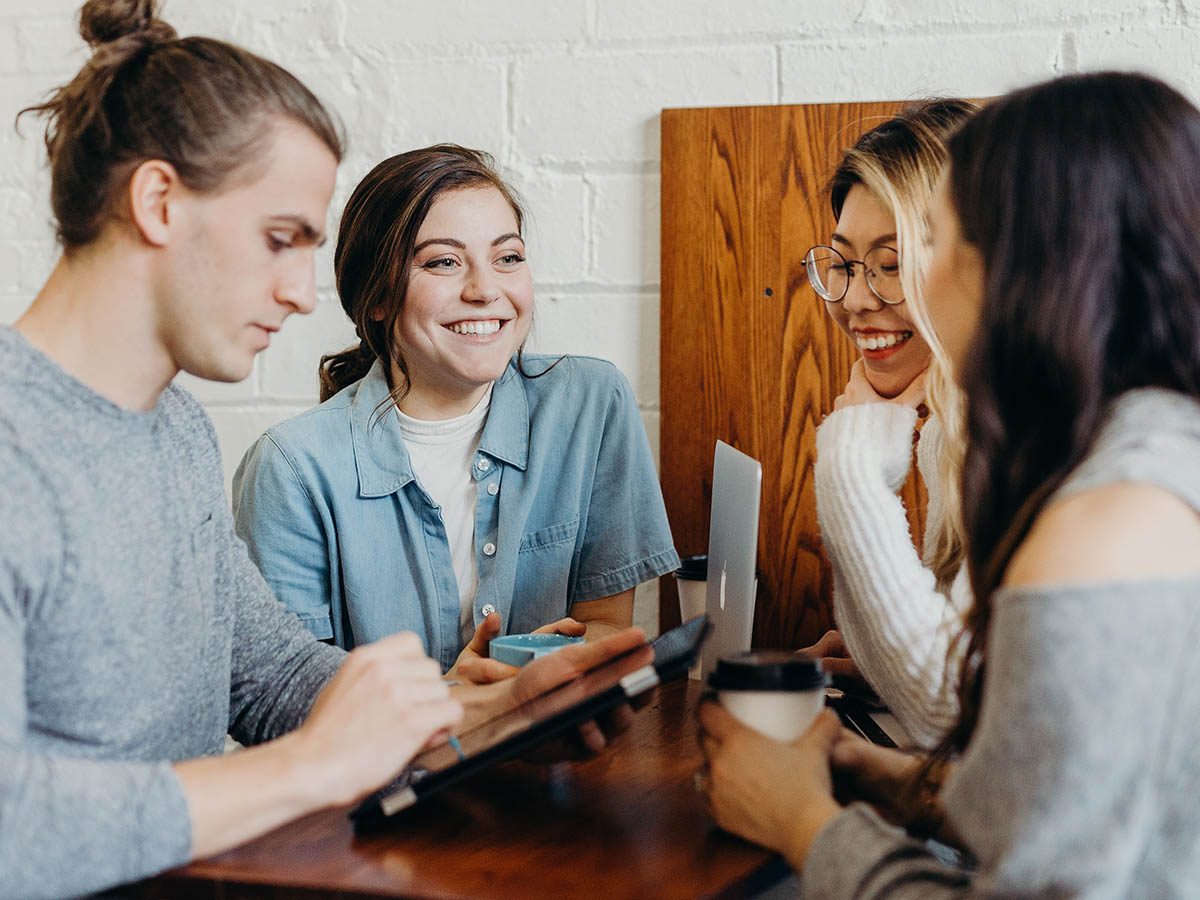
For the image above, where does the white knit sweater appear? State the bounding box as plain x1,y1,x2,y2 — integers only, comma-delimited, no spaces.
814,403,971,748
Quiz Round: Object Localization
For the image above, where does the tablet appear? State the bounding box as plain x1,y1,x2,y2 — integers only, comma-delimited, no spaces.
350,615,712,831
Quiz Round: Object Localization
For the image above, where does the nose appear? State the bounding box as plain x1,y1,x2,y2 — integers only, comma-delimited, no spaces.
461,263,501,304
841,267,883,315
276,255,318,316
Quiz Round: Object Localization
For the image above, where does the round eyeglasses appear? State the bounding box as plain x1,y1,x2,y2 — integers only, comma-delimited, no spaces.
804,244,904,305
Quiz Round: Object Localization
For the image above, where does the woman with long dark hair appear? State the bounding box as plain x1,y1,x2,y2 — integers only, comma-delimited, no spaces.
699,71,1200,896
233,145,678,680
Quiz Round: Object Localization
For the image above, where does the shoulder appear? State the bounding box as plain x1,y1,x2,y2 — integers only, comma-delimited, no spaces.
1004,482,1200,589
515,354,632,405
234,394,361,503
158,384,226,477
1006,388,1200,589
260,390,356,458
517,353,623,384
0,430,60,512
161,382,216,436
0,430,71,600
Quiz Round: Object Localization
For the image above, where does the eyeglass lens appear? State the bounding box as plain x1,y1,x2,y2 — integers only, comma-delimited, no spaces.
805,245,903,304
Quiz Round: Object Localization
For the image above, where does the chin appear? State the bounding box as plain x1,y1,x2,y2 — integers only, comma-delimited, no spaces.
862,351,929,398
457,365,508,389
182,355,255,385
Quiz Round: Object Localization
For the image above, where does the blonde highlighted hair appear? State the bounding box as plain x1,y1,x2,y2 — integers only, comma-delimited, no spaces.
828,99,979,590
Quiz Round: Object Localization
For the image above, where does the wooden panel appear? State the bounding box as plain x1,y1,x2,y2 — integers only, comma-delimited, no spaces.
660,102,927,649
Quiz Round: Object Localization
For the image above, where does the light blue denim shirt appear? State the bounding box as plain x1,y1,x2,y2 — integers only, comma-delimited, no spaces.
232,354,679,669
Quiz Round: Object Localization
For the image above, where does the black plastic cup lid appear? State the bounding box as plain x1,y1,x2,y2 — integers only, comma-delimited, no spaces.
673,554,708,581
707,651,827,691
674,554,763,582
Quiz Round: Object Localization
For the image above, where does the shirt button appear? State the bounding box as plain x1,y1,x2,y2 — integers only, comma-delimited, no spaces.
481,603,496,616
477,457,491,471
487,483,499,496
483,542,496,556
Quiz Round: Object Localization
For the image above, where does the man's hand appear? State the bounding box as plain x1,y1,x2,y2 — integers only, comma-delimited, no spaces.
518,627,650,759
448,612,588,685
290,632,463,807
452,627,652,761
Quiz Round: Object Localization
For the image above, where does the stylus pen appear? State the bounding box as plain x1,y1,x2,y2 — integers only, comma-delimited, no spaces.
448,735,466,762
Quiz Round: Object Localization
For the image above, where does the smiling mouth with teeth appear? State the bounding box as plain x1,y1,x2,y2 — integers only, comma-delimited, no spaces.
446,319,503,336
854,330,912,352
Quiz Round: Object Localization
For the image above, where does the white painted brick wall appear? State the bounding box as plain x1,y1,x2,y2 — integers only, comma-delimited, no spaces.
0,0,1191,633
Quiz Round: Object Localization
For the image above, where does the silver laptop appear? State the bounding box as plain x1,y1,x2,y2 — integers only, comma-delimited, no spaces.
700,441,762,679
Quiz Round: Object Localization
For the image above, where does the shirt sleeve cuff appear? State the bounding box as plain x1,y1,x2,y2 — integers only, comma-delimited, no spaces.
573,547,681,601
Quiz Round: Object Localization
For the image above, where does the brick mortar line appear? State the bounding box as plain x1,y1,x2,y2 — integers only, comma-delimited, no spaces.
5,16,1168,75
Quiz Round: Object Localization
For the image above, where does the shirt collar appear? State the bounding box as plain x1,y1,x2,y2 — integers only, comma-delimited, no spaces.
350,360,415,498
350,357,531,497
478,359,529,471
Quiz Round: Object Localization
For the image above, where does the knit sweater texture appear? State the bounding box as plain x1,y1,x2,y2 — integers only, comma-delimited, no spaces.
803,388,1200,898
815,405,968,747
0,327,344,899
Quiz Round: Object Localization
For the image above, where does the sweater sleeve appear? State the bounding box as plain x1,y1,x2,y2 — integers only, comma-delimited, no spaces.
0,442,192,900
219,500,345,746
179,414,345,746
814,405,962,748
801,579,1195,898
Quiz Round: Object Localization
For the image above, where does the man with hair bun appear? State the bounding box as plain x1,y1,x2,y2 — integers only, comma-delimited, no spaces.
0,3,644,897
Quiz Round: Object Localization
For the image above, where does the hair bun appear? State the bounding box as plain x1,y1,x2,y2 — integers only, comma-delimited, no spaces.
79,0,175,48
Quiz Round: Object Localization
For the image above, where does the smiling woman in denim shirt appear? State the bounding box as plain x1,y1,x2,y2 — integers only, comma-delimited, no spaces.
232,144,679,682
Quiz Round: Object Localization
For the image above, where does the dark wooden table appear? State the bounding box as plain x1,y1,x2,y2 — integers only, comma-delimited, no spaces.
132,679,788,899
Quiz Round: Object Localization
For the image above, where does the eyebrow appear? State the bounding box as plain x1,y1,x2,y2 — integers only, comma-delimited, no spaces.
830,231,898,250
413,233,525,254
268,215,326,247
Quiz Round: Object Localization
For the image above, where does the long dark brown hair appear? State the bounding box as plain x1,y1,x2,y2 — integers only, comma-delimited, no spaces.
321,144,544,406
19,0,343,251
940,72,1200,758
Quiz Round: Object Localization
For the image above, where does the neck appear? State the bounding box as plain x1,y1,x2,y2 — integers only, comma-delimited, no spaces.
15,241,177,412
394,366,491,420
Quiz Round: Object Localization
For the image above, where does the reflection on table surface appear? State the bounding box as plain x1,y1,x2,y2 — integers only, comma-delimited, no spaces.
134,678,788,900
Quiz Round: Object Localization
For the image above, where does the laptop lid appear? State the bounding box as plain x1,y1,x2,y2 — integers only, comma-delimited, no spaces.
701,441,762,678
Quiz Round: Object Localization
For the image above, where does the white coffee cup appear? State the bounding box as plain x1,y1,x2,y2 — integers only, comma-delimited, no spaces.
674,554,759,680
673,555,760,619
708,651,827,742
673,554,709,623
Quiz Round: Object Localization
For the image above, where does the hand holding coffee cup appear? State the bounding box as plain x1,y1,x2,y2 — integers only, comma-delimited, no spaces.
707,651,828,742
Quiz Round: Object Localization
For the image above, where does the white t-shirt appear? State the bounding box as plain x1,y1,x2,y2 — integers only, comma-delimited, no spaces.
396,386,492,646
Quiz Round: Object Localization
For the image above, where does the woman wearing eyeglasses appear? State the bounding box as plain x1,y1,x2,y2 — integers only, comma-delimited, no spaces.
800,99,978,749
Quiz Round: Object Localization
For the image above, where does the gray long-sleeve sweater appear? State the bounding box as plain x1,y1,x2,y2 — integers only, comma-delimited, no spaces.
802,387,1200,898
0,327,345,899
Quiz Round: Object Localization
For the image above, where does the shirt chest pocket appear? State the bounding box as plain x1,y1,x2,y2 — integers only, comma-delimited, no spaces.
515,518,580,612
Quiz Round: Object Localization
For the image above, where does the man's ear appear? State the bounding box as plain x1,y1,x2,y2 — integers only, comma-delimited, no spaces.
126,159,182,248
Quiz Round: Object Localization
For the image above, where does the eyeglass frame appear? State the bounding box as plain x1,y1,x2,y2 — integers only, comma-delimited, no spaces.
803,243,905,306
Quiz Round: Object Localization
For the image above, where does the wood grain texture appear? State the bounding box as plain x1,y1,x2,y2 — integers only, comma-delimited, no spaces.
660,102,927,649
131,680,785,900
